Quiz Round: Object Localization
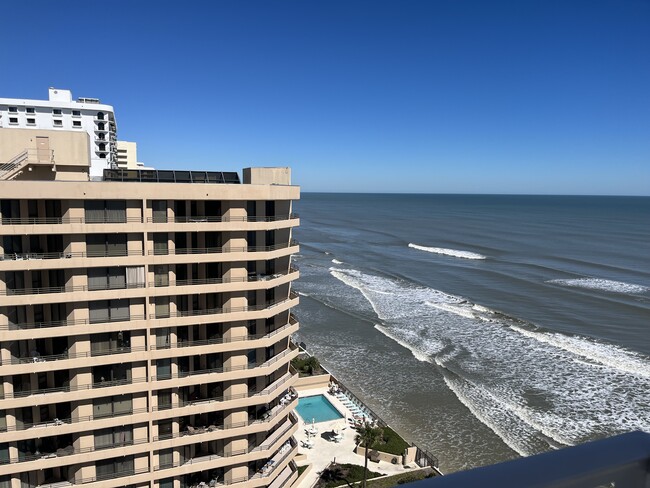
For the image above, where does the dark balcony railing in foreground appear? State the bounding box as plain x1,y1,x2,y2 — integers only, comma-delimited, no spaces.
405,431,650,488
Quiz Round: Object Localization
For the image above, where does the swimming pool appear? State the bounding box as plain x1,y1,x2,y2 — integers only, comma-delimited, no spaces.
296,395,344,423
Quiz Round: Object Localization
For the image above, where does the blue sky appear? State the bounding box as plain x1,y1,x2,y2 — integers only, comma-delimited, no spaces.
2,1,649,194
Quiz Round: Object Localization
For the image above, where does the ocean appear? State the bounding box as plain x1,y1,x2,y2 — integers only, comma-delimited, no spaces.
291,193,650,473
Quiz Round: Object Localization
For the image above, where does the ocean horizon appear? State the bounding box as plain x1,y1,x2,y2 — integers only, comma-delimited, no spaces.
293,193,650,472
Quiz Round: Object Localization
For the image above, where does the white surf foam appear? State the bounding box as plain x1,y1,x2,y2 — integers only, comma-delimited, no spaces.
374,324,436,363
511,326,650,380
331,259,343,264
548,278,649,294
408,243,486,260
328,266,650,452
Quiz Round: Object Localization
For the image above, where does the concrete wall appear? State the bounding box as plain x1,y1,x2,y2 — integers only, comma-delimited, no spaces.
0,128,90,167
244,167,291,185
294,373,331,391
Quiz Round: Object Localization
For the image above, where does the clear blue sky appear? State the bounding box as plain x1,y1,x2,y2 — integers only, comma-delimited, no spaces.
2,1,649,195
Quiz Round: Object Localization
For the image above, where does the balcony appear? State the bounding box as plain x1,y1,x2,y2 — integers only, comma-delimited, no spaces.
146,213,299,224
2,376,147,400
1,216,142,225
0,281,146,297
0,407,148,434
148,240,299,256
149,267,298,289
152,369,297,413
150,293,298,322
0,345,146,367
153,391,297,443
0,249,144,262
154,416,297,472
152,345,297,385
404,431,650,488
2,314,145,331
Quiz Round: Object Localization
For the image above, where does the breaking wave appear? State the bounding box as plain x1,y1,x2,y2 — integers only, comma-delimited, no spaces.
548,278,649,294
408,243,486,260
329,266,650,456
331,259,343,265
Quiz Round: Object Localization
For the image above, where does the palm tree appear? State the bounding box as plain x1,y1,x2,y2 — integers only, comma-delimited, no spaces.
355,422,384,488
304,356,320,375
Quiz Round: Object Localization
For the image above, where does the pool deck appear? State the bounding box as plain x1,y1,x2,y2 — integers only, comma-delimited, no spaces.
294,386,418,488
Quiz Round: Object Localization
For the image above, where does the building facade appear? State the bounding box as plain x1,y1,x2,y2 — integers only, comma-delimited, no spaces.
0,88,117,178
0,165,301,488
116,141,143,170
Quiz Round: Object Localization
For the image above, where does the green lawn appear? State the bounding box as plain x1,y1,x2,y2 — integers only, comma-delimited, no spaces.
316,463,384,488
361,426,411,456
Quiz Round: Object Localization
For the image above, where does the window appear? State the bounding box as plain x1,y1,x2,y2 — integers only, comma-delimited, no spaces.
89,299,130,324
53,119,62,127
72,120,81,127
95,455,134,480
85,200,126,223
72,110,80,116
95,426,133,449
26,107,35,114
8,107,17,113
53,109,61,115
26,118,35,125
8,117,17,124
93,395,132,418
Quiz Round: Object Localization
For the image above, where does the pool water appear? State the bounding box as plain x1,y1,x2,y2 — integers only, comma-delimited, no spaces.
296,395,344,423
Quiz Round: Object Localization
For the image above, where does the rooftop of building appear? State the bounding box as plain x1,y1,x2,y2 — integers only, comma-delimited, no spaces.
0,88,114,111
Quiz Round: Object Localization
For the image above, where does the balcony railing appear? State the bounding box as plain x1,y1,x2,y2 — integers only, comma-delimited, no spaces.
152,370,295,412
0,281,146,296
3,313,146,331
181,444,298,488
148,240,298,256
1,216,143,225
149,267,298,288
150,293,298,320
149,315,298,350
154,417,296,471
0,345,146,366
0,249,144,261
152,346,295,382
404,431,650,488
1,407,148,433
152,391,297,442
2,377,147,400
1,437,149,465
146,213,299,224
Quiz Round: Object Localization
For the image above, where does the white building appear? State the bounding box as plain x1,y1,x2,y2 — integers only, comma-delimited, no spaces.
0,88,117,179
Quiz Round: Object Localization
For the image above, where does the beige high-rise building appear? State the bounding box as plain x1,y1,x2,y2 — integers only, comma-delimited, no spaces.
116,141,145,170
0,128,301,488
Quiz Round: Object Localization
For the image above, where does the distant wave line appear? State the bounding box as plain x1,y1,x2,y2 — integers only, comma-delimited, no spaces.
408,243,486,260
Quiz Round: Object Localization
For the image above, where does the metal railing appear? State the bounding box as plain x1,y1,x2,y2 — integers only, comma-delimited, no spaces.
0,281,146,296
1,407,148,433
0,345,146,366
1,216,142,225
3,313,146,331
147,239,298,256
152,393,297,442
149,315,298,350
152,346,296,382
152,370,296,412
146,213,299,223
0,249,144,261
2,377,147,400
1,437,149,465
150,293,298,320
154,420,296,471
148,267,298,288
404,431,650,488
